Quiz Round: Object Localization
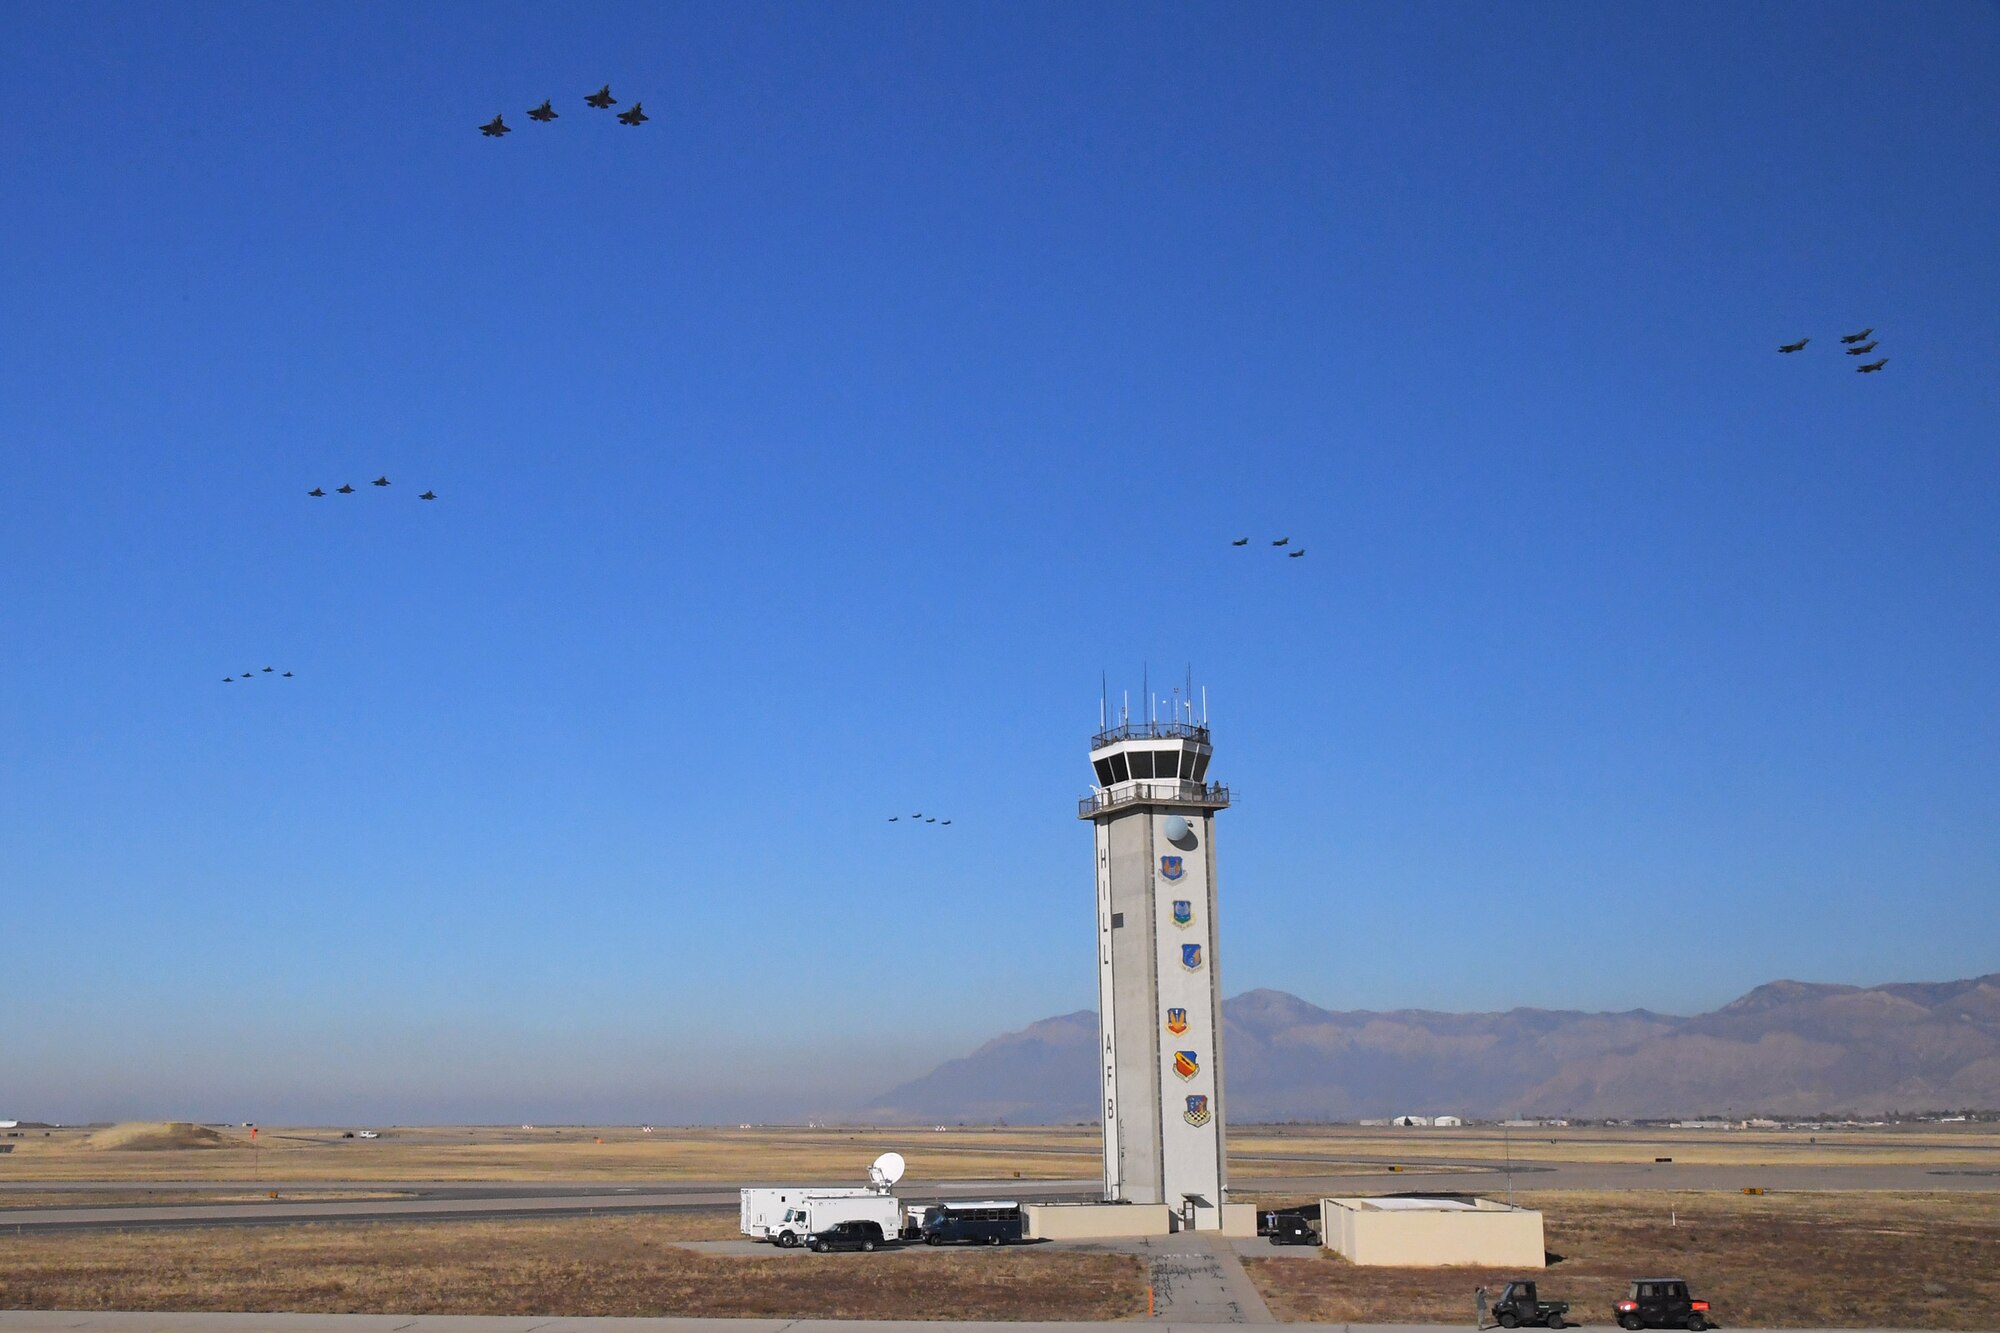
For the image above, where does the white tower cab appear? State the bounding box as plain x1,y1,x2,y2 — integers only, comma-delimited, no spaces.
1080,707,1231,1229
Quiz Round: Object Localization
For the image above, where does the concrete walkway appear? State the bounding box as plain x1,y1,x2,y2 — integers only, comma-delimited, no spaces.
1126,1233,1275,1324
0,1313,1946,1333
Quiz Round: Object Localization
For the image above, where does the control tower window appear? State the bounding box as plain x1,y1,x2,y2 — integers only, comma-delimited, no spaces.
1109,751,1130,783
1190,750,1210,783
1129,750,1154,779
1093,758,1116,786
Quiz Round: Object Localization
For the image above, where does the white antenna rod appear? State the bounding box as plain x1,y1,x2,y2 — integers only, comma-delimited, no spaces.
1202,686,1208,725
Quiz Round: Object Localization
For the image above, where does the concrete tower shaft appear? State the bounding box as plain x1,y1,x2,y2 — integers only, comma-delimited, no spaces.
1080,716,1231,1229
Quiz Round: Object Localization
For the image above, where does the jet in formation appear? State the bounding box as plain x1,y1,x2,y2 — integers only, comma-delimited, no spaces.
617,102,649,126
1272,537,1289,546
224,668,293,682
308,487,326,497
1231,537,1249,546
891,813,951,825
1845,340,1878,356
1288,549,1305,558
336,484,356,494
420,491,437,500
1778,338,1809,353
1856,358,1888,374
373,476,390,487
481,115,511,138
1841,328,1874,344
528,100,558,123
586,84,617,109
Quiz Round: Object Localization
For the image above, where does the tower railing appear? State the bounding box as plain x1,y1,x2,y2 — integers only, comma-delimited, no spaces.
1078,780,1231,817
1090,719,1210,749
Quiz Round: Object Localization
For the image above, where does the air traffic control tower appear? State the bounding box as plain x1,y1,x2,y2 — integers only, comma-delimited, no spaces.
1080,704,1231,1229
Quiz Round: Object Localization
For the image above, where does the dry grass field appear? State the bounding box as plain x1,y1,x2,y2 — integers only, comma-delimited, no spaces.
0,1216,1145,1320
0,1124,1102,1184
1244,1189,2000,1329
9,1121,1996,1185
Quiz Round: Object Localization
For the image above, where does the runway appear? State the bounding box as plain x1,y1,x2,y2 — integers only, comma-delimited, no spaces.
3,1153,1995,1233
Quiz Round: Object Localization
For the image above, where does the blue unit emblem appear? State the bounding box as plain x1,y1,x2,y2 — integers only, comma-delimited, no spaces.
1181,942,1203,971
1165,1007,1188,1035
1172,899,1193,928
1159,855,1185,882
1173,1050,1200,1080
1184,1094,1211,1127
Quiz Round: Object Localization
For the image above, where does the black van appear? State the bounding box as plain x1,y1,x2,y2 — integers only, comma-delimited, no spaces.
921,1201,1026,1245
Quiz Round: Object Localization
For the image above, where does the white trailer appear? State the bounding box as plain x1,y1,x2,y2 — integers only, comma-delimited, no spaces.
740,1186,877,1242
765,1193,902,1249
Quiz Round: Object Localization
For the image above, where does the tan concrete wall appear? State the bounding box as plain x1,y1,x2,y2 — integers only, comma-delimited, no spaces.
1321,1200,1544,1268
1024,1202,1174,1239
1218,1203,1258,1237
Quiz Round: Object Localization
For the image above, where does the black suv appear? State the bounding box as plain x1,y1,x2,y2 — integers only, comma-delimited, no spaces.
1266,1214,1317,1246
1614,1277,1714,1330
807,1220,886,1252
1491,1280,1569,1328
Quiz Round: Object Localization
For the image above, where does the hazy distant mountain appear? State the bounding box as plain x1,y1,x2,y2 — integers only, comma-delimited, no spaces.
865,975,2000,1122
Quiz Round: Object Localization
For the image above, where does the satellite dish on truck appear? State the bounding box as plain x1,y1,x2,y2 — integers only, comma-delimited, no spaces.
868,1151,906,1191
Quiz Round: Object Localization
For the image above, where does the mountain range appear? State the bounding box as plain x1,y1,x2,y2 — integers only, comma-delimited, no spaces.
865,974,2000,1122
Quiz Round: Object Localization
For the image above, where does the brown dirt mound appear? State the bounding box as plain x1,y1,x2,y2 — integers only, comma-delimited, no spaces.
82,1123,232,1151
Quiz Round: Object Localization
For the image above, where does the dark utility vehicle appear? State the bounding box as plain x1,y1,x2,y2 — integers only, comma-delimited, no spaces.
807,1220,885,1253
921,1202,1025,1245
1614,1278,1713,1330
1265,1213,1318,1245
1491,1280,1569,1329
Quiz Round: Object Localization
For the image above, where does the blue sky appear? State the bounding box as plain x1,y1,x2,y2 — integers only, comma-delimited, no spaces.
3,2,1997,1124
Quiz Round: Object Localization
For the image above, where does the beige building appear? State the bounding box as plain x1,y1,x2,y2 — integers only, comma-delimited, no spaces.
1321,1195,1545,1268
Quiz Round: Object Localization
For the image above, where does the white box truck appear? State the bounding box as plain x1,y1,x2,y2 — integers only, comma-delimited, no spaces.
763,1192,902,1248
740,1187,877,1243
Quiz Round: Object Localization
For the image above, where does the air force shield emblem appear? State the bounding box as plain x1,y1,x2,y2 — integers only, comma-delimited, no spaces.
1184,1094,1211,1127
1159,855,1185,882
1173,1050,1200,1080
1172,899,1193,927
1165,1007,1188,1035
1181,942,1202,971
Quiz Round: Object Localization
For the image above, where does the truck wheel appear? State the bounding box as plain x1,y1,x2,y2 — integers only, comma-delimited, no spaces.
862,1240,876,1252
1620,1319,1642,1332
1501,1315,1519,1329
1548,1317,1565,1330
777,1232,797,1249
1687,1318,1706,1332
925,1235,939,1246
989,1235,1002,1246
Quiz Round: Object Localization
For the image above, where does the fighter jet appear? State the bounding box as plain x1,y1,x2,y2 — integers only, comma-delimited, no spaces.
528,100,558,123
336,484,355,494
308,487,326,497
617,102,648,126
941,820,952,826
372,476,390,487
586,84,617,109
1856,358,1888,373
926,818,937,823
912,813,922,819
888,816,899,822
419,490,437,500
480,115,511,138
262,667,273,673
1272,537,1289,546
223,677,233,683
1778,338,1810,354
1231,538,1249,546
282,671,293,678
1288,549,1305,558
241,673,253,679
1845,341,1878,356
1841,328,1874,344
